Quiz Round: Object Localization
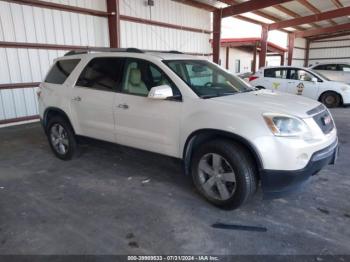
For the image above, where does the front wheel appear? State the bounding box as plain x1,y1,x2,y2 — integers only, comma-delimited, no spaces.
191,139,258,210
47,116,78,160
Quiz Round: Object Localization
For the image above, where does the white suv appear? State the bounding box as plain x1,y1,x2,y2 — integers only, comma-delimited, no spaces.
38,48,338,209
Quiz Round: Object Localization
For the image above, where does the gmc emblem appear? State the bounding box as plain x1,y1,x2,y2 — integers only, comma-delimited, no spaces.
322,115,332,126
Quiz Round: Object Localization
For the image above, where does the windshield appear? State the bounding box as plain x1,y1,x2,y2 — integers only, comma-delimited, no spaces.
310,69,331,81
163,59,254,98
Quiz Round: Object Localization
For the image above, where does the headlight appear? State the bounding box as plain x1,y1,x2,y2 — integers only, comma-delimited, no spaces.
263,113,310,137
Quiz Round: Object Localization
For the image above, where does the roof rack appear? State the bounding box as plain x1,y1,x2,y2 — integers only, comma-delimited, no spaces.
64,47,144,56
64,48,184,56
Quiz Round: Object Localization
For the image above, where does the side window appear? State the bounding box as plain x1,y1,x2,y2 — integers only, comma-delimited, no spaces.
76,57,125,92
264,68,287,79
325,64,338,71
45,59,80,84
121,59,180,97
290,69,314,81
314,65,326,70
340,64,350,72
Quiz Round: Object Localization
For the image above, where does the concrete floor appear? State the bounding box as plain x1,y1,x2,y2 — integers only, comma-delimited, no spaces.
0,109,349,255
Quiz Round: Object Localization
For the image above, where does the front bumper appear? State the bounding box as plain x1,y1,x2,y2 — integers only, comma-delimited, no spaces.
261,138,338,197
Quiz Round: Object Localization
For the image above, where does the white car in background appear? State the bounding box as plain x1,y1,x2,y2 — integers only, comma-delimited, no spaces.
310,63,350,85
249,66,350,108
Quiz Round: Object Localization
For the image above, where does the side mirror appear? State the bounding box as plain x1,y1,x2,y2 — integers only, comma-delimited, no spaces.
311,77,318,83
148,85,173,100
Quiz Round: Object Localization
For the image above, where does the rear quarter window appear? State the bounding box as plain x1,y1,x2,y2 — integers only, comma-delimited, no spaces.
314,64,337,71
45,59,80,84
264,68,287,79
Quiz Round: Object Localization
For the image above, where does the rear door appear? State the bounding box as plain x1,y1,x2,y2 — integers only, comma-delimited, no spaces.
262,68,289,92
70,57,124,142
286,68,319,99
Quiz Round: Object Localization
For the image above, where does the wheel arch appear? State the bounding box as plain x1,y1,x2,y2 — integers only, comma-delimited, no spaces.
182,129,263,177
43,107,75,134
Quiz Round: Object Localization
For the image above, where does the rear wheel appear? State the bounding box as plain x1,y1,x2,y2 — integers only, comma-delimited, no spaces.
47,116,78,160
191,139,258,210
320,91,341,108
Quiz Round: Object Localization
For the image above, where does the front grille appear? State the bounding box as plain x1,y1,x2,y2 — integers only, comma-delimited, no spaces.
313,109,334,134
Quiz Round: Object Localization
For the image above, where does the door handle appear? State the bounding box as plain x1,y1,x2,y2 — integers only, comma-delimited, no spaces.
118,103,129,109
72,96,82,102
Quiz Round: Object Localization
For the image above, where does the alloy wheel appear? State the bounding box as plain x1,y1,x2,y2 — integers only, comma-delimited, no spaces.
50,123,69,155
197,153,237,201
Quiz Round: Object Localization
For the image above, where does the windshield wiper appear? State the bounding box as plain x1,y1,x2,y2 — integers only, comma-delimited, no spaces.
200,93,237,99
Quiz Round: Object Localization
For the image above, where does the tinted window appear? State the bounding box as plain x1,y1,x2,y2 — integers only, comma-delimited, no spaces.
314,64,338,71
76,57,125,92
264,68,287,79
313,65,326,70
121,58,180,97
45,59,80,84
339,64,350,72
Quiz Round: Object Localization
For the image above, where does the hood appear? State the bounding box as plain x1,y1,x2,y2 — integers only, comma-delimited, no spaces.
211,89,320,118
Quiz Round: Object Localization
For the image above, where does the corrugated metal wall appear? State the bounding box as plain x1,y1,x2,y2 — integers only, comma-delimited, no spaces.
309,36,350,65
119,0,211,53
0,0,211,124
0,0,109,123
289,38,306,67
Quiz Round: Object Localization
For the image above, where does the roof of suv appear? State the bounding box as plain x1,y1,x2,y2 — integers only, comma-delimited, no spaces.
62,48,204,61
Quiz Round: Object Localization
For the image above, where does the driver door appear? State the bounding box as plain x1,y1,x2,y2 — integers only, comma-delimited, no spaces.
287,69,319,99
114,58,182,157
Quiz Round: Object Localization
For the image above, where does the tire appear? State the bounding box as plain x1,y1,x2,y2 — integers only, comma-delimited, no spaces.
46,115,78,160
320,91,341,108
191,139,258,210
256,86,265,90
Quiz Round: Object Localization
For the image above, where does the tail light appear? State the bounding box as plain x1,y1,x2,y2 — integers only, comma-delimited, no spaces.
249,76,259,82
